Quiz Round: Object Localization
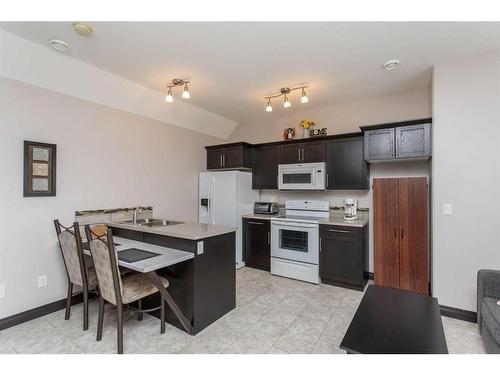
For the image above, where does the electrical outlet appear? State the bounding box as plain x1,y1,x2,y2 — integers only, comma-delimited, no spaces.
442,203,453,216
38,275,47,288
0,284,5,299
197,241,204,255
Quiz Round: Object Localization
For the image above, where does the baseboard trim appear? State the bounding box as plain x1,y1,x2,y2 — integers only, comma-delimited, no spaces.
440,304,477,323
0,294,84,331
364,271,374,280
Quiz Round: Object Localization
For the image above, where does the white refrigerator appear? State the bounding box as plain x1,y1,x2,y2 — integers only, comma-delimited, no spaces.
199,170,259,269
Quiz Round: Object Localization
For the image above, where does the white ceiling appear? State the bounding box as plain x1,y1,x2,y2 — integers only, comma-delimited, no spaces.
2,22,500,123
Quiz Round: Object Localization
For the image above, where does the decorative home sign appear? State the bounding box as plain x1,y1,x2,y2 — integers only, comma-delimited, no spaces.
310,127,328,137
23,140,56,197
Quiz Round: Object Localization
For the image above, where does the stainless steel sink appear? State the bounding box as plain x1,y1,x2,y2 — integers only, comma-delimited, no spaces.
119,218,183,227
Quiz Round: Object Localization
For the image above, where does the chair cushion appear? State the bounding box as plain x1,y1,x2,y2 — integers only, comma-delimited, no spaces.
121,274,169,304
482,297,500,345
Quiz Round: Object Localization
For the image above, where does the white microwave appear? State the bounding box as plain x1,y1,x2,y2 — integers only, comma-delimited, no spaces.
278,162,326,190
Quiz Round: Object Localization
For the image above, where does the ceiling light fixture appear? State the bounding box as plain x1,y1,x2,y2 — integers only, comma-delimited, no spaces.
165,78,191,103
383,59,400,71
165,87,173,102
300,88,309,103
266,98,273,112
182,83,191,99
264,85,309,112
283,94,291,108
49,38,70,52
72,22,94,37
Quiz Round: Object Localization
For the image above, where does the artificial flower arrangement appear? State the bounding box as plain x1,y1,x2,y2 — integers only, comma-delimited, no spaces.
299,119,315,138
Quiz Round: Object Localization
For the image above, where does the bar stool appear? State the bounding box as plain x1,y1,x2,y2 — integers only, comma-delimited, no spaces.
54,220,97,330
84,225,167,354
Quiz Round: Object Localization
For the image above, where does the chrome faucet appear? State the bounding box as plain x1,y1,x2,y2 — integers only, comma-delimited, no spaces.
132,206,142,224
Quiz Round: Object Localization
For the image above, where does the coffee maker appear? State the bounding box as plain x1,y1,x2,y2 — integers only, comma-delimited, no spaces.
344,198,358,221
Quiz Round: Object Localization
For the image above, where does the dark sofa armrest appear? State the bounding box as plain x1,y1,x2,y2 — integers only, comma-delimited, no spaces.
477,269,500,331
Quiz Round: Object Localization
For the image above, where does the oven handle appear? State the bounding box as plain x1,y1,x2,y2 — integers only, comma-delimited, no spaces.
271,221,319,229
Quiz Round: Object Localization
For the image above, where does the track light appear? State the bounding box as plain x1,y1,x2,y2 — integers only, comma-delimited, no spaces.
264,85,309,112
266,99,273,112
182,83,190,99
165,79,191,103
301,88,309,103
283,95,291,108
165,87,173,102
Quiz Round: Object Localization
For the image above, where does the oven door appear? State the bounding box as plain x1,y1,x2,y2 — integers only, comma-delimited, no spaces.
271,220,319,264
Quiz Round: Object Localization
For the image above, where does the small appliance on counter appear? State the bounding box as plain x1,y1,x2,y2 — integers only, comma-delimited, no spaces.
253,202,279,215
344,198,358,221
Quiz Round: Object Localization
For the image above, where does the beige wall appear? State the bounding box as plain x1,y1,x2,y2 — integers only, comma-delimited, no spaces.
432,52,500,311
0,78,223,318
227,89,431,144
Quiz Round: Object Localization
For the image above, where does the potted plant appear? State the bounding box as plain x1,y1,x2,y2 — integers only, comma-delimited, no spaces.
299,120,315,138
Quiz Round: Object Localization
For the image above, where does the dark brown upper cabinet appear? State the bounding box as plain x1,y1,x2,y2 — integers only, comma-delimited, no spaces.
280,140,326,164
362,119,432,162
326,136,369,190
205,142,253,170
252,144,280,189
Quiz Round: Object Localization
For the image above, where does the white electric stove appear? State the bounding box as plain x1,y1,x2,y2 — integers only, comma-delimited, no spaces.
270,200,329,284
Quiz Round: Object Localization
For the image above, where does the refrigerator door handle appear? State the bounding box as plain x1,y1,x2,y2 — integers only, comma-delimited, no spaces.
209,177,215,224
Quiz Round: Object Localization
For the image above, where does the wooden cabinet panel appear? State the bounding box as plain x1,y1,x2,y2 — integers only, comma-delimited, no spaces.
398,178,429,294
302,140,326,163
207,149,224,169
242,218,270,271
326,136,368,190
364,129,395,161
205,143,253,170
373,179,400,289
320,225,367,291
253,144,280,189
223,146,243,168
396,124,431,158
280,143,301,164
373,177,429,295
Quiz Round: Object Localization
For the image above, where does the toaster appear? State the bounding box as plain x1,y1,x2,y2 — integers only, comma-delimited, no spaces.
253,202,279,215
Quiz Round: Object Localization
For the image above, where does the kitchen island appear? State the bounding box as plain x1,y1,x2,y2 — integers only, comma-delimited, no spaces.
107,220,236,335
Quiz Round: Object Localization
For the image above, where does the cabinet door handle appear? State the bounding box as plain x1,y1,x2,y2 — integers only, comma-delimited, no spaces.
328,229,351,234
319,237,322,252
301,148,305,162
222,154,225,167
220,155,223,167
298,149,301,162
247,221,264,225
326,172,329,187
267,231,270,245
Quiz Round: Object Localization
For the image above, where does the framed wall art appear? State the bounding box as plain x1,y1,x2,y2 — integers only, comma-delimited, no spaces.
23,140,57,197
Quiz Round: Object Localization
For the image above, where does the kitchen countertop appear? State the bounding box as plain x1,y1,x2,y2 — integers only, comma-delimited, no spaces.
242,213,368,227
107,220,236,241
83,236,194,273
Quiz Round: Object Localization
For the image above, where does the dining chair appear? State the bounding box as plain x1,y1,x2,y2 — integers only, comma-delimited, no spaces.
84,225,166,354
53,220,97,331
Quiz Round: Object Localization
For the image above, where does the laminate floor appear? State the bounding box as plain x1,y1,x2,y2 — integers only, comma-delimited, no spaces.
0,267,486,354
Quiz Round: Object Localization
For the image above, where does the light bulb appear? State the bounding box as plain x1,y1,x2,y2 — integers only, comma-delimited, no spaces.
283,95,291,108
182,83,190,99
266,99,272,112
165,88,173,102
301,88,308,103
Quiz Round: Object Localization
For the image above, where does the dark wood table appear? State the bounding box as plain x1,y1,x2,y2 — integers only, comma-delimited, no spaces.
340,285,448,354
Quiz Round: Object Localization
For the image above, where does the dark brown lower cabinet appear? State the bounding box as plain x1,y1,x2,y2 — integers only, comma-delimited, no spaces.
320,224,368,291
242,218,270,271
373,177,429,295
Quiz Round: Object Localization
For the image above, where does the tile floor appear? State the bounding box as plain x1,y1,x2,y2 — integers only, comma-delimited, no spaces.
0,267,487,354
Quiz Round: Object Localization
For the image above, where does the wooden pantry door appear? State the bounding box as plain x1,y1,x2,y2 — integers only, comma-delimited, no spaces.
398,177,429,294
373,178,400,289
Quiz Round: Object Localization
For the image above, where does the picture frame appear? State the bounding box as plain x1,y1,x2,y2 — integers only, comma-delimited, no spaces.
23,140,57,197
